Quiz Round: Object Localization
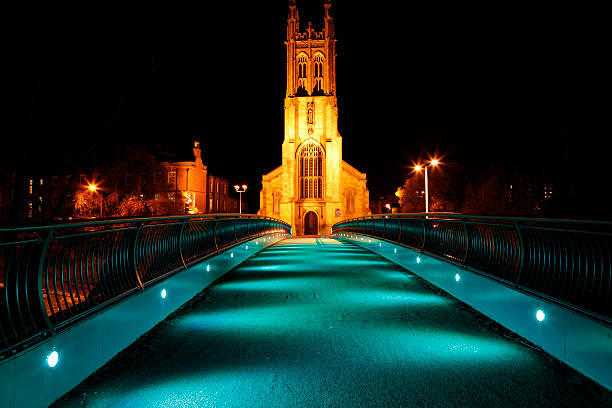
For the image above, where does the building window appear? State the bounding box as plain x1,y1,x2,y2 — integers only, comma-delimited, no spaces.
80,174,86,185
168,192,176,201
297,54,308,90
65,195,72,208
313,54,324,93
345,189,355,214
298,143,323,199
273,191,282,214
52,176,58,185
66,175,72,185
153,172,160,184
168,170,176,185
28,179,33,195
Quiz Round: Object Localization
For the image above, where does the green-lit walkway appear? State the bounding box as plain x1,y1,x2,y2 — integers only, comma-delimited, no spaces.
53,238,611,407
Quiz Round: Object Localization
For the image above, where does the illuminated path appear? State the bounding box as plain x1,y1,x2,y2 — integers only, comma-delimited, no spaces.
53,238,611,407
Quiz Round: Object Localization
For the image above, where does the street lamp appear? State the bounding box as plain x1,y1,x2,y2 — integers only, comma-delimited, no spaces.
234,184,247,214
87,184,103,218
413,159,440,213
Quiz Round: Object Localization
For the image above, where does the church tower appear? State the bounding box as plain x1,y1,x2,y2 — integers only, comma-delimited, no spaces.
259,0,370,235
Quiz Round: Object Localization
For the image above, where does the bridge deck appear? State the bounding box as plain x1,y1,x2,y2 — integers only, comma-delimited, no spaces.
53,238,611,407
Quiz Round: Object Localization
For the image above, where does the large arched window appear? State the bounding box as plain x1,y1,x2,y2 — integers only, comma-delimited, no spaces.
299,143,324,199
313,54,324,93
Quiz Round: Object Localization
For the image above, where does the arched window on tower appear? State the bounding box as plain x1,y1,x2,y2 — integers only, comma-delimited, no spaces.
299,143,324,199
345,188,355,214
313,54,324,94
297,54,308,92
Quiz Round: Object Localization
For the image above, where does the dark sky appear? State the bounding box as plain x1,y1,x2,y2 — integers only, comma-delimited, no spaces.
6,1,608,211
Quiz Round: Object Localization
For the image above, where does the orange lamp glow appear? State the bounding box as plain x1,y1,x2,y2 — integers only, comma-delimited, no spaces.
430,159,440,166
87,184,97,192
414,165,423,172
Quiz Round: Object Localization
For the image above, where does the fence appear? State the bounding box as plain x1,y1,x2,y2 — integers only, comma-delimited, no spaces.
0,214,291,359
332,214,612,324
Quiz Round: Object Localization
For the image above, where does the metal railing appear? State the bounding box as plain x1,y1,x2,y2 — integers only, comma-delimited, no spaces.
332,214,612,324
0,214,291,359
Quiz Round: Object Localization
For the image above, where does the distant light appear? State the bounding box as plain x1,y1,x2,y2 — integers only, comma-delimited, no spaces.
417,257,421,263
536,309,545,322
455,273,461,282
245,245,248,250
414,165,423,172
379,242,382,247
206,264,210,272
430,159,440,166
46,350,59,368
87,184,97,192
160,289,167,299
394,248,397,254
230,253,234,258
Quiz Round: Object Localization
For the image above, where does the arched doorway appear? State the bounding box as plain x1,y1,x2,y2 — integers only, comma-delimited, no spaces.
304,211,318,235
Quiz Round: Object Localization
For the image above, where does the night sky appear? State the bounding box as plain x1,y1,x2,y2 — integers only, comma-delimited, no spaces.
6,1,608,212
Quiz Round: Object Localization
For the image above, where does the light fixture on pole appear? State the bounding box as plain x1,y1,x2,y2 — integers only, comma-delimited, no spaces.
87,183,103,218
234,184,247,214
413,159,440,213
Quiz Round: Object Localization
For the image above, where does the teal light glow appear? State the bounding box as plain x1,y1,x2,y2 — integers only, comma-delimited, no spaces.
46,350,59,368
536,309,545,322
206,264,210,272
56,237,588,408
417,257,421,263
455,274,461,282
394,248,397,254
161,289,167,299
245,245,249,250
230,253,234,258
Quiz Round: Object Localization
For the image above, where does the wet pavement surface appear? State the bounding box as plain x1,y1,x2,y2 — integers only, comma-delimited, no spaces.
52,238,612,407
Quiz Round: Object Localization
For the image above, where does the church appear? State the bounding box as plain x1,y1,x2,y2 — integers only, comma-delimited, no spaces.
258,0,370,236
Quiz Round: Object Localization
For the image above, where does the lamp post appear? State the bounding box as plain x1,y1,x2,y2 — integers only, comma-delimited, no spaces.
87,184,102,218
414,159,439,213
234,184,247,214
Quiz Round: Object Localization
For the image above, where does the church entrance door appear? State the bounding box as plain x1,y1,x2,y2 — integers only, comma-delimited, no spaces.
304,211,318,235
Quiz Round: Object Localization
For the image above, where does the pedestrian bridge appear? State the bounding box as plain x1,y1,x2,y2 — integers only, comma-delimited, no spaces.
1,215,611,407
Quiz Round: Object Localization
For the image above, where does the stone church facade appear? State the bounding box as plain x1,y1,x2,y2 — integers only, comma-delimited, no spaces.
258,0,370,235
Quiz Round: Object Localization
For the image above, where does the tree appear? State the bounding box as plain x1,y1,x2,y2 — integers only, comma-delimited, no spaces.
118,194,146,217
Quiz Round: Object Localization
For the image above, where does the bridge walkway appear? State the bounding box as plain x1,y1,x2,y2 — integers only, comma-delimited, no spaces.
52,238,612,407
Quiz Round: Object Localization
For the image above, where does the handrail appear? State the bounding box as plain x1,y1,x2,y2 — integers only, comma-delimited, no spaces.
0,214,291,359
332,213,612,325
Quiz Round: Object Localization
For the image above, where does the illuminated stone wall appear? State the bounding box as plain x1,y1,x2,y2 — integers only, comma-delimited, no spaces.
259,1,370,235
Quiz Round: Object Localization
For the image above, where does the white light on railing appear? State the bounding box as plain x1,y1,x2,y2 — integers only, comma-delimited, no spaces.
245,245,248,250
455,274,461,282
536,309,546,322
161,288,167,299
206,264,211,272
46,350,59,368
379,242,382,247
230,253,234,258
394,248,397,254
417,257,421,264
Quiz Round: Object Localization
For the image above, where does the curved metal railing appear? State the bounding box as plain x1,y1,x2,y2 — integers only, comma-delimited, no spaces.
332,214,612,324
0,214,291,359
